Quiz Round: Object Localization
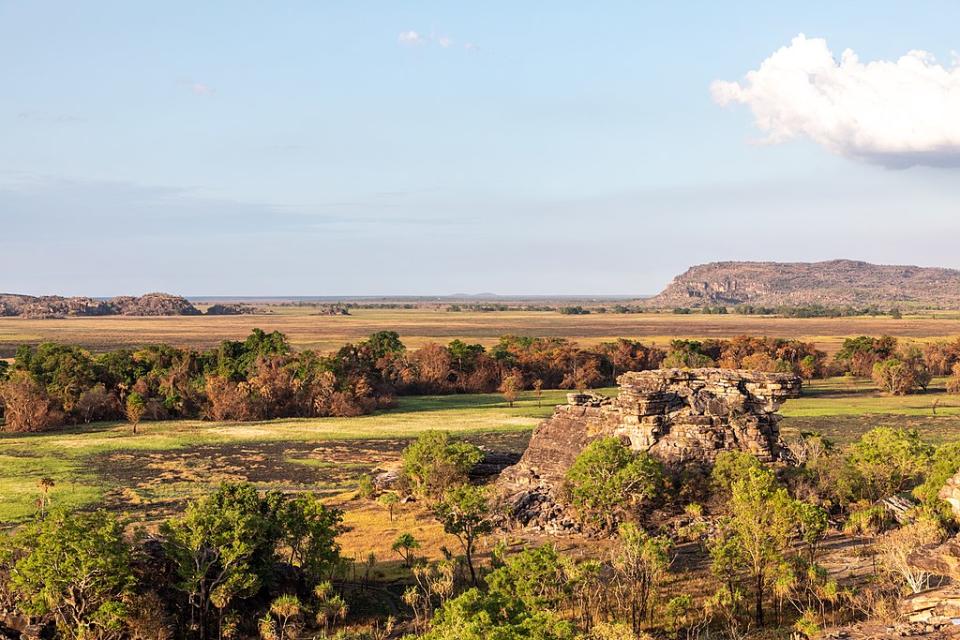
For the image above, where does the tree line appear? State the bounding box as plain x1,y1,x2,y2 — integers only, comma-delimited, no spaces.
0,331,838,433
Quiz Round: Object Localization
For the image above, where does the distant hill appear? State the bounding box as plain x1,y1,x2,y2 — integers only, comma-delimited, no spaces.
0,292,201,319
646,260,960,308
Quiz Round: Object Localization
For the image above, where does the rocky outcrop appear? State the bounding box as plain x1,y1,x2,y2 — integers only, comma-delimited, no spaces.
497,368,801,532
645,259,960,308
0,293,200,318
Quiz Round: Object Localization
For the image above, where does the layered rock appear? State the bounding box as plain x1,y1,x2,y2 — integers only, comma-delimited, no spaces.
497,368,801,531
0,292,201,318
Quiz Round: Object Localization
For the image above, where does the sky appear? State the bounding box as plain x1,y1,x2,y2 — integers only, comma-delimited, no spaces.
3,1,960,296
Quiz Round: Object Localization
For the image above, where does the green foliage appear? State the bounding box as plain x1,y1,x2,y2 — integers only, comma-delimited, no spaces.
564,437,664,531
485,545,568,611
160,483,341,636
415,586,577,640
847,427,932,500
613,523,672,630
433,484,493,584
7,510,134,639
915,441,960,506
710,450,763,495
401,431,483,499
357,474,376,499
391,532,420,567
661,339,715,368
711,465,799,627
843,503,895,536
277,494,343,583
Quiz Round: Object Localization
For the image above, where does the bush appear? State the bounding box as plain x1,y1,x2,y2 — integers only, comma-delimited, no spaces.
564,437,664,531
848,427,932,500
401,431,483,499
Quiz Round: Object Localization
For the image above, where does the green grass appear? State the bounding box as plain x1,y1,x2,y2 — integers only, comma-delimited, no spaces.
0,388,596,523
782,377,960,417
6,378,960,523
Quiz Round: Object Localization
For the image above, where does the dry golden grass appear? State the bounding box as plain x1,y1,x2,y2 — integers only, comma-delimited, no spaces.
2,308,960,356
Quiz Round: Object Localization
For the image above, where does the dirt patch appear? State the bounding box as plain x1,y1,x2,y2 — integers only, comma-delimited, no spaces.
89,431,532,517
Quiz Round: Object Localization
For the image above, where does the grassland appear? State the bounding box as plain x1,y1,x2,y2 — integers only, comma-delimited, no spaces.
4,377,960,528
3,307,960,357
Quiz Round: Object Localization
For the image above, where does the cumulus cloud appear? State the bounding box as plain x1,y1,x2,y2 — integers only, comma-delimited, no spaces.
397,30,423,46
712,34,960,167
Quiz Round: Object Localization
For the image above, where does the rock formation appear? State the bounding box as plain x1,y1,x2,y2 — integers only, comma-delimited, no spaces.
0,292,201,318
644,259,960,308
497,368,801,532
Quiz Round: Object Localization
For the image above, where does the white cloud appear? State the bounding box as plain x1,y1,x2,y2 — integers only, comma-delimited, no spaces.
712,34,960,168
397,30,423,46
190,82,214,96
436,35,453,48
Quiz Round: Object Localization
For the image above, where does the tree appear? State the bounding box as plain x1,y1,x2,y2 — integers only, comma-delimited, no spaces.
433,484,493,585
8,510,134,640
717,466,797,627
391,532,420,568
258,594,303,640
313,581,348,636
914,441,960,506
277,494,342,583
710,450,763,495
872,358,923,395
847,427,932,500
499,372,522,407
37,477,55,518
401,431,483,499
564,437,664,531
612,523,672,634
0,371,61,432
126,391,145,435
160,484,285,639
378,491,400,521
533,378,544,407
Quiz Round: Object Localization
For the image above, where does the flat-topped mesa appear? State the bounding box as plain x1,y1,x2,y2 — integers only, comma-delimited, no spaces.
497,368,801,533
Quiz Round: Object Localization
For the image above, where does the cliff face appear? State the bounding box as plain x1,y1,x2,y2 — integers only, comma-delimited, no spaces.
645,259,960,308
497,368,801,532
0,293,201,318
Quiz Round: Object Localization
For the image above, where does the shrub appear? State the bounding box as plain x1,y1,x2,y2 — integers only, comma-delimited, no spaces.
843,504,895,536
564,437,664,531
401,431,482,499
848,427,932,500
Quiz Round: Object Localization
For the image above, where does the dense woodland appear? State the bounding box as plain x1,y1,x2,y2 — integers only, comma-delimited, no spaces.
4,329,960,432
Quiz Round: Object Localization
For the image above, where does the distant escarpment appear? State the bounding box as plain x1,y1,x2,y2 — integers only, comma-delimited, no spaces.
0,292,201,318
646,259,960,308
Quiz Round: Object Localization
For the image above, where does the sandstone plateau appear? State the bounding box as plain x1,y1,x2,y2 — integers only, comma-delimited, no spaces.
645,259,960,308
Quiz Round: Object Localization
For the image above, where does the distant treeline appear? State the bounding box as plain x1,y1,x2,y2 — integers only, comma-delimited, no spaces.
671,304,904,318
12,330,956,432
0,330,841,433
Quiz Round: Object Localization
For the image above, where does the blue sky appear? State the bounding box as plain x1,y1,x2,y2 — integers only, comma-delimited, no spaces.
3,1,960,296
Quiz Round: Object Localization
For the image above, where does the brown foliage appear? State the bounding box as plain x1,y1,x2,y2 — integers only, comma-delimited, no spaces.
204,375,251,421
76,383,120,423
0,371,63,432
